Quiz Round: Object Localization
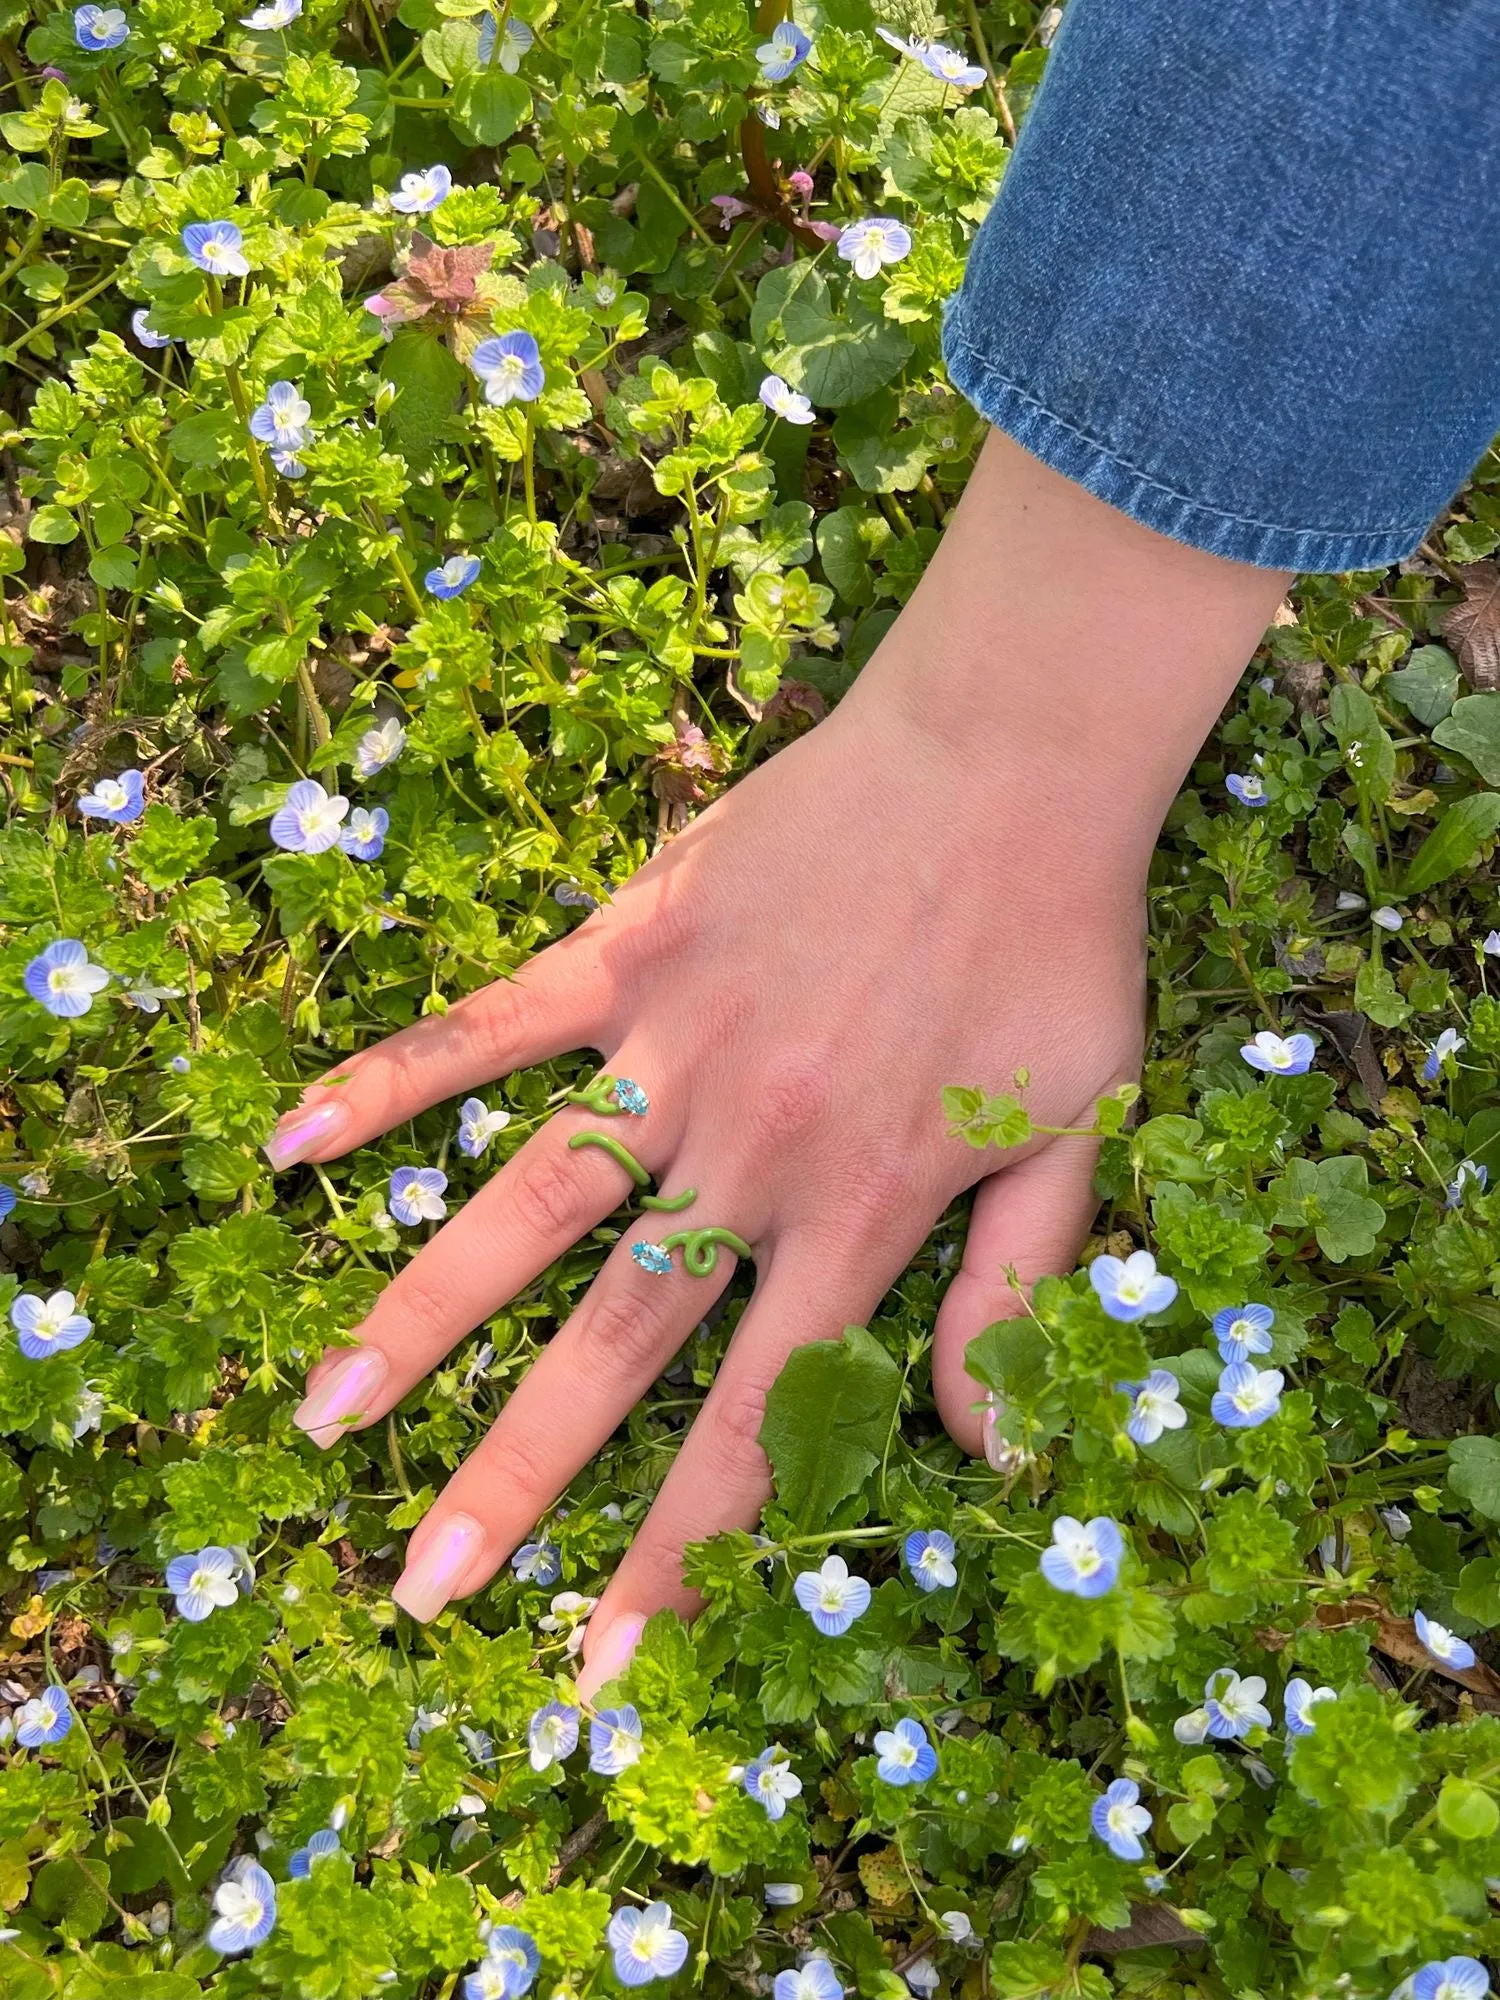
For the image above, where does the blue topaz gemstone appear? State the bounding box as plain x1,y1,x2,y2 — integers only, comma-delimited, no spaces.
631,1241,673,1275
613,1078,649,1115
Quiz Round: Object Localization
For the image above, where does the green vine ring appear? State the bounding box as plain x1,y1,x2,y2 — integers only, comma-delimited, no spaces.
631,1228,752,1278
564,1073,649,1117
566,1130,700,1212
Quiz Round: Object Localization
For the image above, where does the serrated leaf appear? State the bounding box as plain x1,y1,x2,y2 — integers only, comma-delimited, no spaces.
758,1324,901,1530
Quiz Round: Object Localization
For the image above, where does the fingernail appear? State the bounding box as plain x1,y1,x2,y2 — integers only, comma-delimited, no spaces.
265,1097,351,1170
982,1390,1020,1474
576,1612,646,1703
392,1514,487,1624
293,1347,388,1448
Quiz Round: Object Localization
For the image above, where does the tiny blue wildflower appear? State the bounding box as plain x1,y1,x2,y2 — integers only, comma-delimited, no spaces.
527,1700,579,1771
1040,1516,1123,1598
1225,772,1267,806
512,1540,562,1585
270,448,305,479
427,554,482,598
120,977,184,1014
836,215,911,280
170,1055,192,1074
1120,1369,1186,1445
1446,1159,1487,1208
903,1527,957,1591
553,882,600,911
876,28,986,86
1203,1668,1272,1739
0,1185,14,1222
356,716,406,776
14,1686,72,1748
743,1745,803,1818
78,768,145,823
11,1289,92,1361
471,331,545,407
165,1546,240,1622
873,1717,937,1787
1089,1248,1177,1322
1239,1030,1316,1075
1485,930,1500,956
1091,1777,1152,1860
1423,1026,1465,1081
589,1705,644,1776
389,1166,448,1226
25,939,111,1017
478,13,532,70
756,19,810,80
763,1883,803,1909
182,221,249,276
613,1077,649,1114
465,1927,541,2000
631,1241,674,1274
1283,1677,1334,1737
240,0,301,24
1411,1959,1490,2000
339,807,388,862
773,1963,843,2000
792,1554,871,1636
249,380,312,452
1212,1301,1274,1363
287,1827,340,1877
1211,1362,1283,1429
1414,1610,1476,1672
73,4,128,48
270,779,349,854
760,373,816,424
1373,904,1404,931
208,1857,277,1954
607,1902,689,1987
460,1097,512,1158
391,164,453,214
130,308,173,348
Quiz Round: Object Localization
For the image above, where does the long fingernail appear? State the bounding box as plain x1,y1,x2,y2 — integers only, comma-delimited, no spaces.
576,1612,646,1703
293,1347,388,1448
265,1098,351,1170
392,1514,487,1623
982,1390,1020,1474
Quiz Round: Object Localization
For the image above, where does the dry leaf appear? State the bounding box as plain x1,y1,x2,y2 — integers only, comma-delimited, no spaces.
1317,1596,1500,1711
1084,1903,1205,1955
1439,560,1500,689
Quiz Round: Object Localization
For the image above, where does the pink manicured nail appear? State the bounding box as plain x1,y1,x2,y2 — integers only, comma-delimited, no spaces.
392,1514,486,1623
264,1097,351,1170
293,1347,388,1448
982,1391,1024,1475
576,1612,646,1703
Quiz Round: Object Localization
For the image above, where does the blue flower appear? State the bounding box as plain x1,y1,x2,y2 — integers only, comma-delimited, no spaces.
1120,1369,1185,1446
875,28,984,87
73,4,127,49
270,779,349,854
759,374,816,424
1091,1777,1152,1860
287,1827,340,1877
182,221,249,277
131,308,173,348
756,19,810,80
356,716,406,775
389,1166,448,1226
165,1546,240,1622
471,331,545,407
270,448,305,479
872,1717,937,1787
458,1096,512,1157
1423,1027,1465,1082
240,0,301,25
120,977,184,1014
589,1705,644,1776
1373,904,1404,932
527,1700,579,1771
835,216,910,280
391,164,453,214
208,1856,277,1954
10,1289,92,1361
1211,1362,1283,1429
613,1078,649,1114
465,1926,541,2000
14,1686,72,1748
76,766,143,823
743,1745,803,1818
477,13,532,70
512,1540,561,1584
427,554,482,598
607,1901,689,1986
774,1960,843,2000
1283,1677,1334,1737
0,1185,14,1223
340,807,388,862
1040,1516,1123,1598
631,1241,674,1275
1239,1030,1316,1076
1411,1959,1490,2000
1088,1249,1177,1322
249,380,312,452
25,939,111,1018
903,1527,957,1591
1202,1667,1271,1739
1447,1159,1488,1208
1486,930,1500,957
1225,772,1267,806
792,1554,871,1636
1414,1610,1476,1672
1212,1302,1274,1364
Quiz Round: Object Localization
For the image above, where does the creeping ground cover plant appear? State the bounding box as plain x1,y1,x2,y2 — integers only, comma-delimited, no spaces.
3,0,1500,1994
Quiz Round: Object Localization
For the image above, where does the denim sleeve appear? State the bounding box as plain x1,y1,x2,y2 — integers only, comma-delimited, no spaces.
942,0,1500,572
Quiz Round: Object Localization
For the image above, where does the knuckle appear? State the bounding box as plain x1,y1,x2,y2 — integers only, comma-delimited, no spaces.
744,1056,834,1153
448,980,525,1074
573,1287,677,1385
385,1260,458,1342
710,1371,777,1464
831,1150,919,1245
507,1147,587,1240
488,1416,558,1503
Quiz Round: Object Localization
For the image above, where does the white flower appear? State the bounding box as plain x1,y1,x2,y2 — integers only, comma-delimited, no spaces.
759,373,815,424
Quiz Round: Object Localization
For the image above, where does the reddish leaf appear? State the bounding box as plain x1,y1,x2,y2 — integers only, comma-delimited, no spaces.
1440,559,1500,690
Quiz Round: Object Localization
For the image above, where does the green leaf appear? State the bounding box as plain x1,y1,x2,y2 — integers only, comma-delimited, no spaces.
1434,691,1500,785
758,1324,901,1530
130,804,217,890
1402,790,1500,893
1446,1434,1500,1520
28,503,78,544
1437,1776,1499,1842
380,325,465,458
451,69,531,144
1270,1155,1385,1261
1387,643,1460,725
1328,683,1395,803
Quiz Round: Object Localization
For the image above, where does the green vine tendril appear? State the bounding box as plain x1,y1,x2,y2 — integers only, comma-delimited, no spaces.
658,1227,753,1275
567,1131,699,1211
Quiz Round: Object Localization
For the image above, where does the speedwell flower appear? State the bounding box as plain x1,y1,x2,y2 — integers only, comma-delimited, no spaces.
527,1700,579,1771
1411,1959,1490,2000
589,1705,643,1776
120,977,184,1014
459,1097,512,1158
743,1746,803,1818
1040,1516,1123,1598
916,40,987,85
466,1926,540,2000
182,221,249,276
512,1539,561,1584
471,331,545,407
131,308,172,348
1089,1249,1177,1322
836,216,911,280
0,1185,14,1222
1225,772,1266,806
903,1527,957,1591
287,1827,340,1877
759,373,816,424
391,164,453,214
25,939,111,1018
1211,1362,1283,1429
165,1546,241,1622
764,1883,803,1910
774,1961,843,2000
756,19,810,80
1446,1159,1487,1208
1091,1777,1152,1860
356,716,406,776
1203,1667,1272,1739
427,554,482,599
873,1717,937,1786
11,1290,92,1361
1239,1030,1316,1075
74,4,127,49
1414,1610,1476,1671
249,381,312,452
269,779,349,854
608,1902,688,1987
1121,1369,1186,1445
1212,1301,1274,1363
339,807,388,862
1423,1026,1465,1081
240,0,301,24
477,13,532,70
208,1856,277,1954
389,1166,448,1226
792,1554,871,1636
270,448,305,479
1372,904,1404,931
14,1686,72,1748
77,770,146,828
1283,1677,1334,1737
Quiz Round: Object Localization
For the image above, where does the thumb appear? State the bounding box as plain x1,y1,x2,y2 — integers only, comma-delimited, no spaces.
932,1138,1102,1457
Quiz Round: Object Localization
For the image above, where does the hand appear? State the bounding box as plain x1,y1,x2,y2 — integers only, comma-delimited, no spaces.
268,433,1288,1696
